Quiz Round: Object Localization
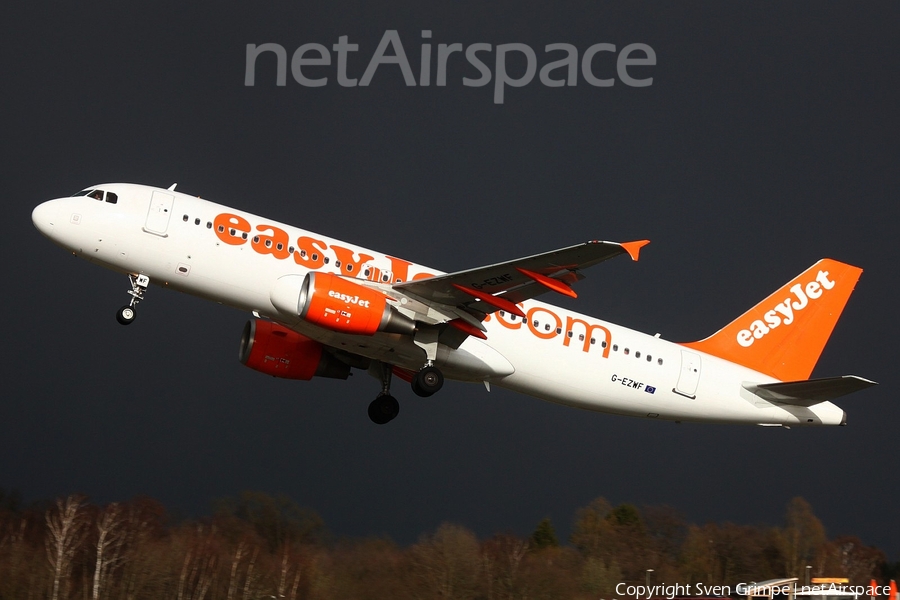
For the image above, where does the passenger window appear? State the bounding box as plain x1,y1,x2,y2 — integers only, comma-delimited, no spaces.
252,236,260,243
218,225,225,233
334,260,340,267
194,218,200,225
206,222,212,229
613,344,618,351
183,215,189,222
646,355,652,362
624,348,630,355
658,358,663,365
635,351,641,358
346,264,353,272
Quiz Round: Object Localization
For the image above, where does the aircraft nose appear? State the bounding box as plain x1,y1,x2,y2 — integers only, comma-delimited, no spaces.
32,201,58,237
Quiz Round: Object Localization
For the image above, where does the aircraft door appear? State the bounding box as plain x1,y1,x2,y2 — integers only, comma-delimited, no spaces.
144,191,174,236
674,350,701,398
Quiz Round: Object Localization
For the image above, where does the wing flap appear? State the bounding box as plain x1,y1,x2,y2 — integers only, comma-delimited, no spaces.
743,375,876,407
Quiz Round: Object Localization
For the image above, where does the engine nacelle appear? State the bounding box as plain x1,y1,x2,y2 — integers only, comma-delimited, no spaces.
296,272,415,336
239,319,350,380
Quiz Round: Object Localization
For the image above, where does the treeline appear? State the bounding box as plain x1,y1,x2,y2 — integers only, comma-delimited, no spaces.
0,488,895,600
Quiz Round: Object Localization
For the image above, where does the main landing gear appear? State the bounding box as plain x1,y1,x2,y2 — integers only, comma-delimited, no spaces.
116,274,149,325
367,362,445,425
411,364,444,397
368,363,400,425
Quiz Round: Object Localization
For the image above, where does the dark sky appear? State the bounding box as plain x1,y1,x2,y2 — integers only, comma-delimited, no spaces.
3,2,898,559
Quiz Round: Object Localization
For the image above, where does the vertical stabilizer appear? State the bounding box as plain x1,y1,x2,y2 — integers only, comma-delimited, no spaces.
684,259,862,381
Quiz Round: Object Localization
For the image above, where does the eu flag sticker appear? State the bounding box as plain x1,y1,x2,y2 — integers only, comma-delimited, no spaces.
645,386,657,394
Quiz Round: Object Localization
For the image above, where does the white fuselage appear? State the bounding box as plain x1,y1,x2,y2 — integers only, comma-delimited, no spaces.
32,183,846,426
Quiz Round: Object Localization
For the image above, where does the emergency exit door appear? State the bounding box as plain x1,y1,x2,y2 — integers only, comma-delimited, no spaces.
144,191,174,236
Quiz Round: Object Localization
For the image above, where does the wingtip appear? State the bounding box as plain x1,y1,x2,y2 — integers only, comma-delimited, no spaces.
620,240,650,261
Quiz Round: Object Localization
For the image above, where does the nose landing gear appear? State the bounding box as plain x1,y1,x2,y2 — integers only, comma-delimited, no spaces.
116,274,149,325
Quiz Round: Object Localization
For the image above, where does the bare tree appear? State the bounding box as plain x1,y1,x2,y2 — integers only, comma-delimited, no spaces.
45,495,87,600
226,540,246,600
411,523,482,599
92,503,127,600
482,533,528,600
781,497,826,578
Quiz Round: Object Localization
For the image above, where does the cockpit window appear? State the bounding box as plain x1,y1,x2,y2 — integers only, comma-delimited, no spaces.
71,188,118,203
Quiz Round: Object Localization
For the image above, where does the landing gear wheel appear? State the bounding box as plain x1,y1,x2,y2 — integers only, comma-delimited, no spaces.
116,305,136,325
412,366,444,398
368,394,400,425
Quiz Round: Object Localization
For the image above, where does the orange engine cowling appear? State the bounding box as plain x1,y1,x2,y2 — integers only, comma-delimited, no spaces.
297,272,415,336
239,319,350,380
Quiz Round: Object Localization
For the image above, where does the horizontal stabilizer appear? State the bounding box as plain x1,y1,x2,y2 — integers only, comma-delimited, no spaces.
743,376,876,407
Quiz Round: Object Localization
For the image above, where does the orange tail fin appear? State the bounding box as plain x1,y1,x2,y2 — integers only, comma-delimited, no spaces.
683,259,863,381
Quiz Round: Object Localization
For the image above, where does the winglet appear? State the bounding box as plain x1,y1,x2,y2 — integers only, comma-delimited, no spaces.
620,240,650,261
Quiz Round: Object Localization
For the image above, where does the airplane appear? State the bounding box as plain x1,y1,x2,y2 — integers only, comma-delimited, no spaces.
32,183,876,426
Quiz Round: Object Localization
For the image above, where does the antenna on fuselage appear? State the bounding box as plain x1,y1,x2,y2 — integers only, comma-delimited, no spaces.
167,183,177,191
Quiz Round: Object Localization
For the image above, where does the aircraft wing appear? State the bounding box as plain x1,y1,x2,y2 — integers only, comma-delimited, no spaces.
393,240,649,321
743,375,877,407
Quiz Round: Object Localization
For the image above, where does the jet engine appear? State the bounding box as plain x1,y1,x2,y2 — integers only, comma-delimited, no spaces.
294,272,415,336
239,319,350,380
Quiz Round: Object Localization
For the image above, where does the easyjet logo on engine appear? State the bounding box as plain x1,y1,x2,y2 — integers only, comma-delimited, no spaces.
328,290,371,307
736,270,836,348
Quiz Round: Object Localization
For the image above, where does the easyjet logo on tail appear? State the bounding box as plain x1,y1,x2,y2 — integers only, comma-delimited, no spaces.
684,258,862,382
736,270,835,347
